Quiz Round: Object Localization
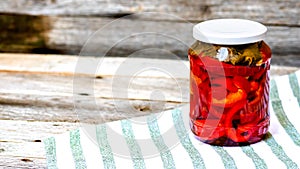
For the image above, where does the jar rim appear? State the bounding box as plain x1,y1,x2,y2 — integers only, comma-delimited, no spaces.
193,19,267,45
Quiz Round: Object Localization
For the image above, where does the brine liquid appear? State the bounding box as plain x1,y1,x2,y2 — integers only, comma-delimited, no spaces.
189,55,270,146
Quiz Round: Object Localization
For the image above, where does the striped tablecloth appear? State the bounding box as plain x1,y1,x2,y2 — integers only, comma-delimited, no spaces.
44,70,300,169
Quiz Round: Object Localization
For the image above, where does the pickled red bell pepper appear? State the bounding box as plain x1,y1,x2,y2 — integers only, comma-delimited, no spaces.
249,83,264,106
189,42,270,145
213,89,247,108
233,76,250,93
212,76,248,108
212,78,238,93
250,81,259,92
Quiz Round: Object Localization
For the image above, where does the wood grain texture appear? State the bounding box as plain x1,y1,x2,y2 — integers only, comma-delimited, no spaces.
0,53,298,77
47,16,300,66
0,53,298,76
0,54,188,123
0,156,46,169
0,120,78,168
2,15,298,65
0,14,53,53
0,0,299,25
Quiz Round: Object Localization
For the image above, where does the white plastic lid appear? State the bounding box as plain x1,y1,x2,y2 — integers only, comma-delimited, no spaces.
193,19,267,45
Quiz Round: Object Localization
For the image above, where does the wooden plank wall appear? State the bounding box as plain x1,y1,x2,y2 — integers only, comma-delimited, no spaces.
0,0,299,66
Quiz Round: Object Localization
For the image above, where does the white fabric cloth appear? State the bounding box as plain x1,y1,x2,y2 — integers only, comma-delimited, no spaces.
44,70,300,169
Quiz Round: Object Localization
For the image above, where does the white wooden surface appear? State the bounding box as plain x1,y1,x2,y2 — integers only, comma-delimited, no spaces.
0,53,298,168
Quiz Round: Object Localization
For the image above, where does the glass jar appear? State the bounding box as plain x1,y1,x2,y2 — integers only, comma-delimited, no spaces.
189,19,272,146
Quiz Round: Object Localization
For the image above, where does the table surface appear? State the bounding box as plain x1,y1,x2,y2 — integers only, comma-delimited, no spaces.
0,53,298,168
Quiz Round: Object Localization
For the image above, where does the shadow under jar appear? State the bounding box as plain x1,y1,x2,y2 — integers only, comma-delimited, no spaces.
189,19,272,146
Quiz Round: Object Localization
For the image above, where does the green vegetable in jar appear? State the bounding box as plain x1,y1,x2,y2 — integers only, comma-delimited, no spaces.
189,41,263,66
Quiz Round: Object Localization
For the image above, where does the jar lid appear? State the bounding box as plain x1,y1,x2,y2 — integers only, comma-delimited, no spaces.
193,19,267,45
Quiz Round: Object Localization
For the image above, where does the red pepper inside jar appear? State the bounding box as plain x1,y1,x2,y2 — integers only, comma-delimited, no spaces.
189,19,272,146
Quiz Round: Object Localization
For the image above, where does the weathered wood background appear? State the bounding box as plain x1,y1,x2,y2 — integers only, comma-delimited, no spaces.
0,0,299,66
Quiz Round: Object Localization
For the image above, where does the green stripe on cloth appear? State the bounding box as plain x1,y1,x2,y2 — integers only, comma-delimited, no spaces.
44,137,58,169
70,129,87,169
264,132,298,169
96,125,116,169
147,115,176,169
289,73,300,106
270,80,300,146
121,120,146,169
241,146,267,169
212,146,237,169
172,109,206,169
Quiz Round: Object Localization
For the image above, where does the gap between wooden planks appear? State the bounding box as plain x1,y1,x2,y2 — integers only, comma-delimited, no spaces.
0,53,190,123
0,53,298,76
